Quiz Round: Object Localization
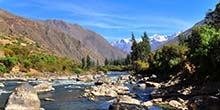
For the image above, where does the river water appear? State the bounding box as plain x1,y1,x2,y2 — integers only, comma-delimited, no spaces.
0,72,164,110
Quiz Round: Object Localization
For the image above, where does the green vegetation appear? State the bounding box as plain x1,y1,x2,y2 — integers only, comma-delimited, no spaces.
0,34,79,75
183,25,220,81
131,32,151,63
128,2,220,82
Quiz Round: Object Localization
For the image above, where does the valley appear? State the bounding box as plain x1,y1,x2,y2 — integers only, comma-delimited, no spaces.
0,1,220,110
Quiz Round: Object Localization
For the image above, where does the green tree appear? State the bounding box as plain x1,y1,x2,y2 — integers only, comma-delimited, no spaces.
86,55,92,69
131,33,139,63
149,45,188,80
139,32,151,61
105,58,109,66
96,59,99,66
81,57,86,69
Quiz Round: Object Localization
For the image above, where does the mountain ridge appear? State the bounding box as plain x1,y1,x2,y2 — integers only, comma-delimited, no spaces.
0,9,126,64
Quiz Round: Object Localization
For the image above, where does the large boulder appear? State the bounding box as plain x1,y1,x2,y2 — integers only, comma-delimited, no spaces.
95,77,112,85
109,103,147,110
90,85,118,97
76,75,94,82
143,101,153,107
34,82,55,93
5,83,41,110
145,81,161,88
118,95,141,105
84,84,129,98
109,96,148,110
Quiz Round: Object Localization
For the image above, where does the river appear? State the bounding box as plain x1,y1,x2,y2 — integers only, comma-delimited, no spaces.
0,72,164,110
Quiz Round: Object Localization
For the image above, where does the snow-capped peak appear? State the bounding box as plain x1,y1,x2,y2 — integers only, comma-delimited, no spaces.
111,32,181,53
150,34,168,42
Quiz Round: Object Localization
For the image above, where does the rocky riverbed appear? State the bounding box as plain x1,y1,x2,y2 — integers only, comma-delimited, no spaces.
1,71,219,110
0,72,167,110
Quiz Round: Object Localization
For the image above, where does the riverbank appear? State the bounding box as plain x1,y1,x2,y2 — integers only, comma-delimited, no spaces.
134,75,220,110
1,71,161,110
0,71,107,81
1,71,219,110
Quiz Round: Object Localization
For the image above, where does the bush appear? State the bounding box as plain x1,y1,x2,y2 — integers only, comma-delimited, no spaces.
0,64,7,73
184,25,220,81
148,45,188,80
0,57,17,72
133,60,149,74
72,68,84,74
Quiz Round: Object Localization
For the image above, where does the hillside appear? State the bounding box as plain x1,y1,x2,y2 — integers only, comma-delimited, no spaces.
164,20,205,45
38,20,127,62
0,9,126,64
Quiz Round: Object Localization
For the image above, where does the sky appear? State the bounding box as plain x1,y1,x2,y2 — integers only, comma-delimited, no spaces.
0,0,219,42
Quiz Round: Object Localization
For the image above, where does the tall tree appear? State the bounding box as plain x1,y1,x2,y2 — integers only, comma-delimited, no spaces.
139,32,151,61
131,33,139,63
96,59,99,66
81,57,85,69
86,55,92,69
104,58,109,66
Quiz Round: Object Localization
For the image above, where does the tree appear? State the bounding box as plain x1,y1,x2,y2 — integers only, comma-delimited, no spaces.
96,59,99,66
150,45,188,80
86,55,92,69
131,33,139,63
81,57,85,69
139,32,151,61
104,58,109,66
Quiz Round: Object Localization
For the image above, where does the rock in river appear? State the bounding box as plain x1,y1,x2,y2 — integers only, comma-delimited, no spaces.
76,74,94,82
95,76,112,85
5,83,41,110
34,82,55,93
109,96,148,110
84,83,129,98
0,82,4,88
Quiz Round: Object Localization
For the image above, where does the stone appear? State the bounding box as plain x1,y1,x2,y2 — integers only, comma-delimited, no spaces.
119,75,130,80
138,83,146,89
0,82,4,88
97,71,105,75
43,98,55,102
85,83,129,97
90,85,118,97
169,100,182,108
109,103,146,110
118,95,141,105
145,81,161,88
95,77,112,85
5,83,41,110
34,82,55,93
152,98,163,103
76,75,94,82
143,101,153,107
150,74,157,79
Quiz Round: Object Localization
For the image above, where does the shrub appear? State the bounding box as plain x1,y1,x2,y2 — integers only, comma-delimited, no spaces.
0,57,17,72
133,60,149,74
0,64,7,73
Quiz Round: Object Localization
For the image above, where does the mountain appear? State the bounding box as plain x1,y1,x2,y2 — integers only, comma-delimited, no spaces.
112,33,180,53
165,5,220,45
164,20,205,45
0,9,126,63
111,39,133,53
38,20,126,62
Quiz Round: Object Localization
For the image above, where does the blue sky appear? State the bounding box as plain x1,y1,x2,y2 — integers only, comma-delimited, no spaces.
0,0,218,42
